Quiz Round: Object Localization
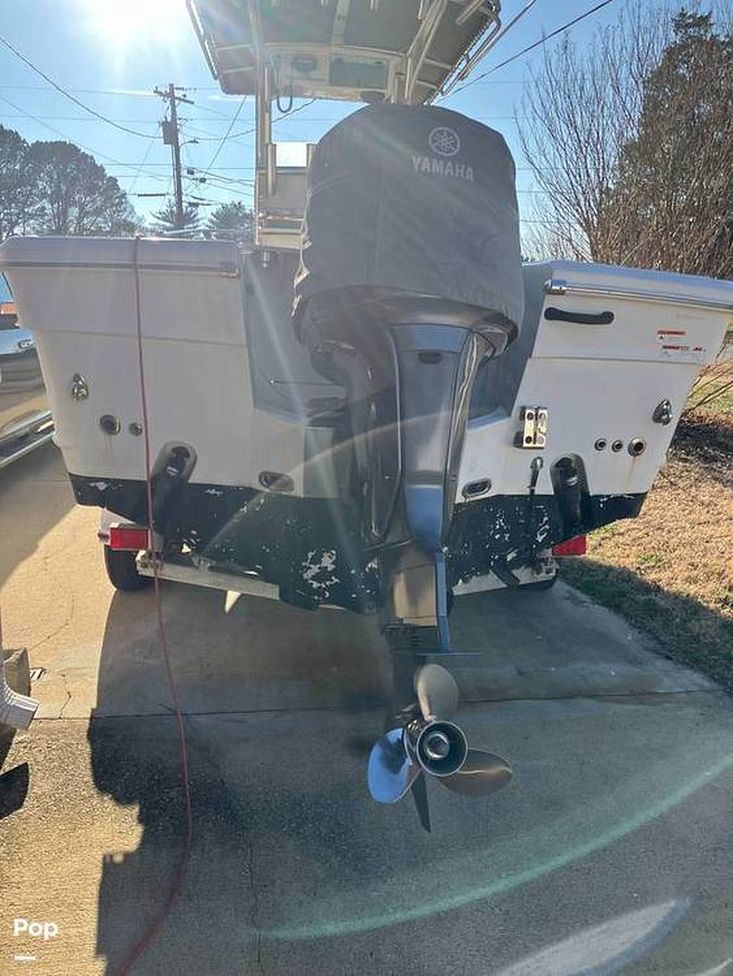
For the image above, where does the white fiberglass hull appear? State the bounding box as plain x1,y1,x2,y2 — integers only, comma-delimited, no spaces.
0,236,730,610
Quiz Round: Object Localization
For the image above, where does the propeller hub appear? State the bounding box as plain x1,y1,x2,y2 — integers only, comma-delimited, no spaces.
424,731,451,760
414,720,468,777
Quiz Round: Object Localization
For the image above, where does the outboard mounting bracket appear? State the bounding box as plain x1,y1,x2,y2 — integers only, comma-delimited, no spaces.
514,406,549,449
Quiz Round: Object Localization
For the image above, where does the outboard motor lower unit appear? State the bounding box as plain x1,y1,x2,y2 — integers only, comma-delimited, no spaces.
294,104,524,650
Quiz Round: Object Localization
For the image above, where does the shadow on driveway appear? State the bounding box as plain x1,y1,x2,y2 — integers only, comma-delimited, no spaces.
0,444,72,590
82,580,733,975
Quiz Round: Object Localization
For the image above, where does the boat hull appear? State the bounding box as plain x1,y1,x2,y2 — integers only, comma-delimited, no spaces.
1,236,730,611
70,470,644,611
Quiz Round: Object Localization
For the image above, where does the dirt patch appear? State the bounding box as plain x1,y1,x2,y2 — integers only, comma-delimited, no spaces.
675,408,733,471
562,409,733,692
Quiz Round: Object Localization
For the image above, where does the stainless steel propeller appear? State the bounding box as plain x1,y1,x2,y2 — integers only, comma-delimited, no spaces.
441,749,513,796
367,727,420,804
415,663,459,720
367,663,512,828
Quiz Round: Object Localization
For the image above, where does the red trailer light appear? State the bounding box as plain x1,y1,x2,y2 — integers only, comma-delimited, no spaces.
108,525,150,551
552,535,587,556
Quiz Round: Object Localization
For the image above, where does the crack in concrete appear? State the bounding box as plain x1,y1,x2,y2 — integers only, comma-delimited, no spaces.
27,594,76,653
55,670,73,719
36,663,74,719
24,685,726,722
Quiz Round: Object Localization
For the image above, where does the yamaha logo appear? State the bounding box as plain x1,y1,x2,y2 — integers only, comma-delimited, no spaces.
428,126,461,157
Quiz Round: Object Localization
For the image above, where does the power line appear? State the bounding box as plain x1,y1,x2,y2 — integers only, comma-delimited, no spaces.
181,125,253,143
0,80,526,93
0,110,530,139
186,100,244,121
0,92,170,186
188,184,254,203
201,97,247,174
0,32,156,138
0,84,159,96
180,98,321,196
105,164,548,174
196,176,255,192
110,164,257,171
0,84,248,122
189,97,318,143
199,172,255,185
0,76,546,205
0,114,160,124
444,0,619,97
128,123,162,198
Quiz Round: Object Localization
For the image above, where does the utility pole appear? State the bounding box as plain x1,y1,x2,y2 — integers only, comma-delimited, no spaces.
155,83,194,230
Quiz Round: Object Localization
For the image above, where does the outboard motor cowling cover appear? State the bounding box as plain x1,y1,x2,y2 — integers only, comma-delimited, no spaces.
293,103,524,337
292,105,524,650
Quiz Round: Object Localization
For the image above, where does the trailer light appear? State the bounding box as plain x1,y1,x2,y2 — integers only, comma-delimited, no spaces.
553,535,587,556
108,525,150,551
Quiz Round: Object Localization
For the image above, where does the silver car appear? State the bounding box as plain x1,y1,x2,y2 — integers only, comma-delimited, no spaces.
0,274,54,469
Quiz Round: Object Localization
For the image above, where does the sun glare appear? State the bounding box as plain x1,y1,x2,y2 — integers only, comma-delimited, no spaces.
80,0,188,48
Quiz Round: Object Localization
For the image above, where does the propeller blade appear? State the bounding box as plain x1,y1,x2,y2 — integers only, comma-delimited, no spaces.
410,770,431,833
440,749,512,797
414,663,459,721
368,728,420,804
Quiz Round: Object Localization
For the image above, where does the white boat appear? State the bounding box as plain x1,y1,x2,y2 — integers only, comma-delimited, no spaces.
1,0,731,821
2,229,729,619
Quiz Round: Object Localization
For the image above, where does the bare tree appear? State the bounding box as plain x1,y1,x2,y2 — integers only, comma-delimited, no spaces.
521,3,733,277
520,4,672,262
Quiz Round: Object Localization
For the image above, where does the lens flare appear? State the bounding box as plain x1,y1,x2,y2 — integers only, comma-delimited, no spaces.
78,0,188,49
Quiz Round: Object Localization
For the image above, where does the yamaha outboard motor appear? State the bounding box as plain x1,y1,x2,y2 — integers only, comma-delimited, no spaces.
294,103,523,650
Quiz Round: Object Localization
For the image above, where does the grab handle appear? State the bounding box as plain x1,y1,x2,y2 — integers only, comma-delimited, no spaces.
544,306,614,325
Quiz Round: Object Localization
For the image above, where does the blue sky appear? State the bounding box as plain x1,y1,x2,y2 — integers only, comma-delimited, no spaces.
0,0,625,234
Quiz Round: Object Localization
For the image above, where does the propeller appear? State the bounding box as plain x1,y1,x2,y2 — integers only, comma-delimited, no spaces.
367,663,512,829
442,749,513,796
367,727,420,804
415,663,459,720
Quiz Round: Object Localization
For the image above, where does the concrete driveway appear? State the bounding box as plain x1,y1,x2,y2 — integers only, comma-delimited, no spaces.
1,445,732,976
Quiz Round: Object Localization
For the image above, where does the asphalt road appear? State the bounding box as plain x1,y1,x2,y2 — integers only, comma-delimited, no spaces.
1,445,732,976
